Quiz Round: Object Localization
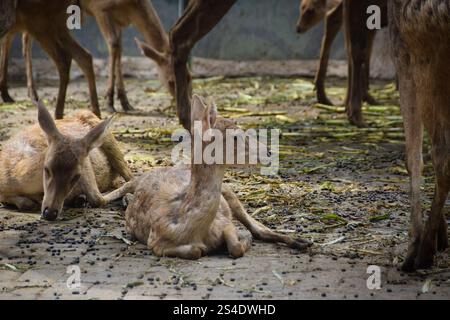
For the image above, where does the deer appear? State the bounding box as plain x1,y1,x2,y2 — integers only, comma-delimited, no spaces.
170,0,237,130
389,0,450,271
0,0,101,119
0,100,132,221
343,0,387,127
79,0,177,113
296,0,378,107
104,95,311,259
0,0,16,39
1,1,180,114
0,32,37,103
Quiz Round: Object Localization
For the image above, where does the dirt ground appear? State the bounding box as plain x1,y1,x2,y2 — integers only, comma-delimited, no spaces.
0,68,449,300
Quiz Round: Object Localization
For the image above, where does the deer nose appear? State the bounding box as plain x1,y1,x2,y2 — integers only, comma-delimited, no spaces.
42,208,58,221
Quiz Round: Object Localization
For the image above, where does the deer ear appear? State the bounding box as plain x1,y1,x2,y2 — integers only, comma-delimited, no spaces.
208,102,218,128
135,38,166,65
35,100,62,143
191,94,208,131
81,116,114,153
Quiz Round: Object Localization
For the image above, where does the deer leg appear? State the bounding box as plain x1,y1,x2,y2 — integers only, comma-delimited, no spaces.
64,32,101,118
77,160,106,207
399,77,423,272
2,196,40,212
0,33,14,103
152,242,203,260
221,186,311,250
100,132,133,181
22,33,38,101
362,30,378,105
415,147,449,269
114,32,133,112
315,3,342,106
35,33,72,119
95,14,121,114
223,224,251,259
343,0,368,127
170,0,237,130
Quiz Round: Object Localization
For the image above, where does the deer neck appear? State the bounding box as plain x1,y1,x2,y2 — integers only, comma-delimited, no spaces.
180,163,225,227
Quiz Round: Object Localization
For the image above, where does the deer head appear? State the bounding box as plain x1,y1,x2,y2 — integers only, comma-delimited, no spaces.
36,101,112,221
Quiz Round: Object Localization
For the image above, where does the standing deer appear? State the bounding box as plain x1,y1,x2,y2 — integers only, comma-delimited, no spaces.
1,0,101,119
1,1,179,114
390,0,449,271
0,32,37,103
105,95,311,259
0,101,132,221
297,0,378,107
80,0,175,113
343,0,387,127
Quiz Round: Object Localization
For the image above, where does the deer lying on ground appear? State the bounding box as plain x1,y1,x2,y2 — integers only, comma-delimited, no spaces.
80,0,176,113
390,0,449,271
105,95,311,259
0,0,100,119
297,0,378,107
0,101,132,221
0,32,38,103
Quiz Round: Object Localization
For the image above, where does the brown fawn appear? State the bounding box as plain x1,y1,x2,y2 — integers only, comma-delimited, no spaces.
105,95,311,259
297,0,378,107
390,0,450,271
0,101,132,221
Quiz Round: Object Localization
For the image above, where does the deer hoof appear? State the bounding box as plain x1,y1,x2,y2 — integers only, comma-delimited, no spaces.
317,94,334,106
1,91,15,103
363,93,379,105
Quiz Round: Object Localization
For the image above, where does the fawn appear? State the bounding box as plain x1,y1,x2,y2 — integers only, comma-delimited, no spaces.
0,101,132,221
390,0,450,271
105,95,311,259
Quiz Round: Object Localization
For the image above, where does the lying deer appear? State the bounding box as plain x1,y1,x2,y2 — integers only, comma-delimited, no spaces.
390,0,449,271
0,101,132,221
106,95,311,259
0,0,100,119
297,0,378,107
81,0,176,112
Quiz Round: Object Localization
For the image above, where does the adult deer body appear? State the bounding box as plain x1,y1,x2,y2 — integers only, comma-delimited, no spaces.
107,95,310,259
297,0,378,107
390,0,450,271
1,0,176,114
0,0,101,119
0,101,132,221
